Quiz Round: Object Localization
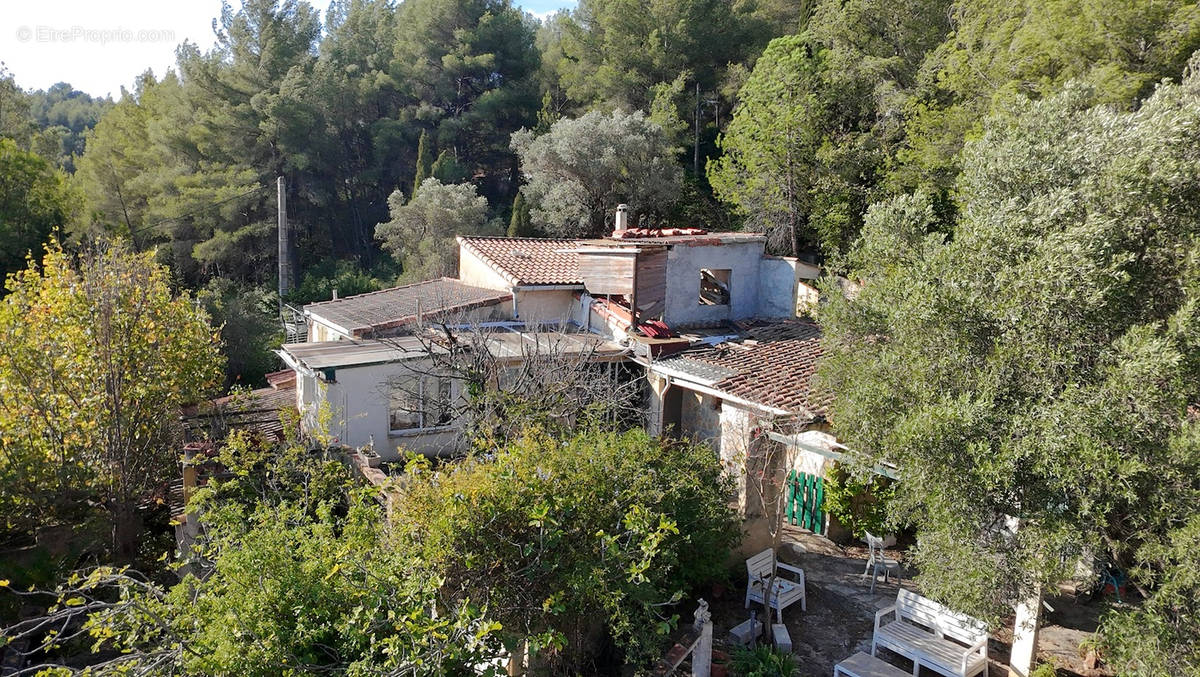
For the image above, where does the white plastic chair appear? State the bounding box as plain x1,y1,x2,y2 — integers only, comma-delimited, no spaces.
862,532,901,593
744,548,806,623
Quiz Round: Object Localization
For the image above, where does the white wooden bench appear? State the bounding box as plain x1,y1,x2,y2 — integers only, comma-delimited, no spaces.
744,548,806,624
872,589,988,677
834,651,912,677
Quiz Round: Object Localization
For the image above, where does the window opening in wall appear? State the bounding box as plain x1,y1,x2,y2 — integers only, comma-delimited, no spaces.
389,375,453,431
699,268,731,306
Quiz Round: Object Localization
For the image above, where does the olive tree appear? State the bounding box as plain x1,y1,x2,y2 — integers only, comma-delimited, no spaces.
817,60,1200,663
375,178,495,281
511,110,682,238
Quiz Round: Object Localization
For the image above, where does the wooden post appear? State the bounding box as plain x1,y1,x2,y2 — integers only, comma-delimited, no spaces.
693,80,701,175
277,176,291,299
1008,586,1042,677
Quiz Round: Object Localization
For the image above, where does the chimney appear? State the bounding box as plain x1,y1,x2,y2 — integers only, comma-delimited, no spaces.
614,204,629,234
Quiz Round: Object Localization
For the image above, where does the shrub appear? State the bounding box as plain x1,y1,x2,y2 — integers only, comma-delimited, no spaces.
822,464,895,540
390,426,740,670
730,645,798,677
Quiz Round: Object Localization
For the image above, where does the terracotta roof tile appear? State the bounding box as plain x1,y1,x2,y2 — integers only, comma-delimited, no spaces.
457,237,585,285
304,278,511,337
671,319,828,418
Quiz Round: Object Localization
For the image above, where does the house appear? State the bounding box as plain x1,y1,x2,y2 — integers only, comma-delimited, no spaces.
278,329,627,458
639,318,838,514
277,210,840,512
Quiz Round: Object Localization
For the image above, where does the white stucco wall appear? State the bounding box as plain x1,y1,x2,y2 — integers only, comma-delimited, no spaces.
786,430,839,478
513,289,576,326
661,240,767,326
758,257,801,318
295,359,463,459
719,402,757,513
459,249,512,291
307,320,344,342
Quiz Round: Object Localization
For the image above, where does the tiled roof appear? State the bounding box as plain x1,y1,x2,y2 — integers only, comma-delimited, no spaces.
304,278,511,337
457,237,585,285
657,319,828,419
182,383,296,441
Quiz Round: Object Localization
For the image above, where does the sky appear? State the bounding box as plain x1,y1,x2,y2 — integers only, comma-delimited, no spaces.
0,0,575,100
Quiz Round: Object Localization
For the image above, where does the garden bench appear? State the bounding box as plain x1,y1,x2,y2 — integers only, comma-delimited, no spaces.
744,548,806,624
872,589,988,677
834,652,912,677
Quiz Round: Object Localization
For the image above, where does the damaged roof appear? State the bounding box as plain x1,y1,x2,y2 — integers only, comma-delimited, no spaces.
457,237,585,286
653,319,829,419
304,278,511,337
182,381,296,441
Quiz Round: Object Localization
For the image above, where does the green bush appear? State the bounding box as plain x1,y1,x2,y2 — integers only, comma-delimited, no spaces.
730,645,798,677
1099,515,1200,675
391,426,740,670
1028,663,1058,677
822,464,895,540
286,256,400,306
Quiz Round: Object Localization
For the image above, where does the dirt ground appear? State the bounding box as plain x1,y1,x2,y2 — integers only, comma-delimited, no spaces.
692,525,1114,677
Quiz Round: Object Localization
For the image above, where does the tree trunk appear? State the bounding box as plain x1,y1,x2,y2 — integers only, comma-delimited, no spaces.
111,501,144,563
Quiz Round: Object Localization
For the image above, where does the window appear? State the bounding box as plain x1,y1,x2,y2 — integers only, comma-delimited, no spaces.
389,375,453,431
699,268,731,306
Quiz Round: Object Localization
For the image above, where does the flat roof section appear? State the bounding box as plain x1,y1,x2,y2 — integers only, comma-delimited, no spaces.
485,331,628,363
304,278,512,337
279,337,438,371
279,330,627,372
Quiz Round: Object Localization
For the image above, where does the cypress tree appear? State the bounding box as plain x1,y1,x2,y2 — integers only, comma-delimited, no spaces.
412,130,434,196
508,192,534,237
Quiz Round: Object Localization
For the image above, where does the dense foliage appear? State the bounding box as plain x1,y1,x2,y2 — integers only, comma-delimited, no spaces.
0,139,78,280
4,423,736,673
512,110,682,237
391,427,739,670
5,428,502,675
818,63,1200,630
0,242,223,556
1099,514,1200,675
822,464,894,540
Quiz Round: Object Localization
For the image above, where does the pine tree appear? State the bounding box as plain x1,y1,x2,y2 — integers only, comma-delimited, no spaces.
430,150,469,184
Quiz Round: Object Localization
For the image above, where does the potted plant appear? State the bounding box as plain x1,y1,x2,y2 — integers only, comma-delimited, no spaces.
362,447,382,469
